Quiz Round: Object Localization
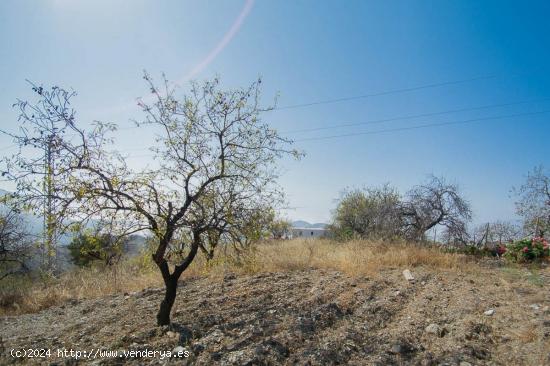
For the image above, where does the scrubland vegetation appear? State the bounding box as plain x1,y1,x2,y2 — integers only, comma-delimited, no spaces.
1,236,546,317
2,237,549,365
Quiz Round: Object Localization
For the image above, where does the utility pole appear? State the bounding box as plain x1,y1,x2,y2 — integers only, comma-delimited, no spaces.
42,132,57,273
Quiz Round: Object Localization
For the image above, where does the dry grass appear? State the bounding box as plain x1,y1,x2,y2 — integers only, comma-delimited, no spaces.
249,238,471,276
0,262,162,316
512,325,539,344
0,238,474,316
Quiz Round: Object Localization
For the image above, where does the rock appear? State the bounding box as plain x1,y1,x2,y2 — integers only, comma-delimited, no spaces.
465,344,490,360
484,309,495,316
403,269,415,282
529,304,540,310
389,341,416,357
166,331,178,339
425,323,442,336
500,334,512,342
226,349,250,364
460,362,472,366
192,343,205,354
425,323,447,337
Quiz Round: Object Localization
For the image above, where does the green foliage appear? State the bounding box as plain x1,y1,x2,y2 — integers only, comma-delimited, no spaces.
269,217,292,239
330,184,402,240
462,245,495,257
68,232,123,267
444,245,499,257
504,237,549,262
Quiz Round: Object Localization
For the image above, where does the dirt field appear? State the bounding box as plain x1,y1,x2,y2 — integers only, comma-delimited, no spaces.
2,262,549,365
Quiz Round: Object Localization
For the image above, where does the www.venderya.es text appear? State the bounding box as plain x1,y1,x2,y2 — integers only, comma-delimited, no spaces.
9,347,190,360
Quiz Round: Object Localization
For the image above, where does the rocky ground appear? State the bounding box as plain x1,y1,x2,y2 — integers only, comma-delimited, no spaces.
2,264,550,365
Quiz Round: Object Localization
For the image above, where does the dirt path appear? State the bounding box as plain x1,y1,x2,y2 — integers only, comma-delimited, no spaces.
2,265,550,365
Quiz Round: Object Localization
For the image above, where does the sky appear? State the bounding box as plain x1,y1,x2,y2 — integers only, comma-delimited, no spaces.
0,0,549,225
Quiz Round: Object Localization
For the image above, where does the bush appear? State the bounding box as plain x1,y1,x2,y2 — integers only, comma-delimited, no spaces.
449,245,506,258
68,232,124,267
504,237,549,262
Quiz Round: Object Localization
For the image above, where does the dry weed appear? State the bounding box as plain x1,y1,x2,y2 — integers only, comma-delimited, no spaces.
1,238,475,316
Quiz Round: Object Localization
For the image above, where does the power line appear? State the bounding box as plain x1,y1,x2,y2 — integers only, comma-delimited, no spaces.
275,74,502,110
129,106,550,152
295,109,550,142
111,73,508,131
122,109,550,157
284,97,550,134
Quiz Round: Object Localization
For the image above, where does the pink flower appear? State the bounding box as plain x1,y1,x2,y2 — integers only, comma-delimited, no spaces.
522,246,529,253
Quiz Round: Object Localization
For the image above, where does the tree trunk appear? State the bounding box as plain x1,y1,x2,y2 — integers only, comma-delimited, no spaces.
157,276,178,326
154,232,201,326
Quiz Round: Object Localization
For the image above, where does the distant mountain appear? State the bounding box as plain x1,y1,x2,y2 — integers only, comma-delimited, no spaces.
291,220,327,229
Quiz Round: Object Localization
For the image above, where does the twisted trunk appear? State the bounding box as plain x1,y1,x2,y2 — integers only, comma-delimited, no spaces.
155,233,200,326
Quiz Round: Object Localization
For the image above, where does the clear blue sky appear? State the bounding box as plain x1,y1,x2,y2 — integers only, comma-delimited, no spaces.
1,0,549,224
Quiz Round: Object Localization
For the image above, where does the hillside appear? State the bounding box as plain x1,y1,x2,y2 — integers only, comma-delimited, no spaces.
292,220,327,229
2,262,549,365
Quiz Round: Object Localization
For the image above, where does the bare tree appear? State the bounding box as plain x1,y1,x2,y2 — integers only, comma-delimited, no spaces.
1,75,301,325
488,220,521,245
512,166,549,237
441,221,470,247
0,208,34,280
400,176,472,241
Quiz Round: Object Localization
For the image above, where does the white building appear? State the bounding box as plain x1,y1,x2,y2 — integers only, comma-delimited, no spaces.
291,227,327,239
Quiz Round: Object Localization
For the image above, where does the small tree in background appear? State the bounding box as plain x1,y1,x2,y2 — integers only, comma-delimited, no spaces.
401,176,472,242
1,74,301,325
0,208,34,280
67,231,125,267
441,221,470,247
194,205,277,261
513,166,549,237
329,184,402,240
270,216,292,239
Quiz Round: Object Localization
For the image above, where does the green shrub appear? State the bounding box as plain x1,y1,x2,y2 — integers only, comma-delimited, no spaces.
68,232,124,267
504,237,549,262
446,244,506,257
463,245,493,257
